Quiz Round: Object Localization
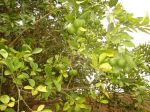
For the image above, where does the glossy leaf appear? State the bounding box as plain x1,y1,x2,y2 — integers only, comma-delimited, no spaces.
37,105,45,111
0,95,10,104
32,48,43,54
0,49,8,58
36,85,47,92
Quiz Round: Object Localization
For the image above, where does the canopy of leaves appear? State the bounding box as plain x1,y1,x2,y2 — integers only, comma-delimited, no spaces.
0,0,150,112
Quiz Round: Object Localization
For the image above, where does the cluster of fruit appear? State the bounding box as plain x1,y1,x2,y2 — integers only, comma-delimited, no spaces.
109,54,133,72
66,19,86,35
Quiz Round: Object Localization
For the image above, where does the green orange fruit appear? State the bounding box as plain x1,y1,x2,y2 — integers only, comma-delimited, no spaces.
117,58,126,67
66,23,76,34
124,66,131,72
109,58,117,66
73,19,85,28
69,69,77,76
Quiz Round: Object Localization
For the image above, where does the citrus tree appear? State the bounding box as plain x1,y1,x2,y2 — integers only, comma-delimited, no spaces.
0,0,150,112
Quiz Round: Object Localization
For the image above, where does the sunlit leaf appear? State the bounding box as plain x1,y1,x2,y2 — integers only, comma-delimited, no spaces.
99,63,112,72
0,49,8,58
0,105,7,111
63,102,70,111
24,86,34,90
100,100,109,104
36,85,47,92
32,48,42,54
0,95,10,104
37,104,45,111
28,79,35,87
7,102,15,107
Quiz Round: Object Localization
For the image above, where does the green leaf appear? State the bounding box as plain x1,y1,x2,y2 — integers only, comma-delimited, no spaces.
99,53,107,64
91,53,98,67
76,97,85,103
119,32,133,40
0,49,8,58
37,104,45,111
78,27,86,32
0,95,10,104
95,82,101,88
53,80,61,92
75,104,81,112
79,104,87,109
100,100,109,104
4,70,11,76
62,73,68,78
32,48,42,54
107,23,114,32
30,61,38,71
36,85,47,92
0,105,7,111
28,79,35,87
121,41,135,47
4,108,15,112
22,44,32,52
109,0,118,7
17,73,29,79
63,102,70,111
13,78,22,85
24,86,34,90
44,65,52,76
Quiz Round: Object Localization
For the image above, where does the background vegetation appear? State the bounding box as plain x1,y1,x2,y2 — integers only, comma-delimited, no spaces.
0,0,150,112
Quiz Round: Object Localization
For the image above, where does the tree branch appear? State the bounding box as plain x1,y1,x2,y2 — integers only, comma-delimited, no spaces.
9,11,52,46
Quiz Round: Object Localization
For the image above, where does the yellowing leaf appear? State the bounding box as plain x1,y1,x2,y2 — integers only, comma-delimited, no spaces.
24,86,34,90
79,104,87,109
37,104,45,111
76,1,84,4
36,85,47,92
32,90,38,96
79,27,86,32
42,109,53,112
10,97,15,102
0,49,8,59
99,63,112,72
32,48,42,54
100,100,109,104
8,102,15,107
4,70,11,76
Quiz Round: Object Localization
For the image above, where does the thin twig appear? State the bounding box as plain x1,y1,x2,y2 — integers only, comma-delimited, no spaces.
16,85,20,112
67,76,73,89
63,86,90,91
0,66,4,95
9,11,52,46
20,89,32,94
22,97,33,111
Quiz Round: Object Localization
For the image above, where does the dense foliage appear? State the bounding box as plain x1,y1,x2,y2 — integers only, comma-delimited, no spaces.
0,0,150,112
